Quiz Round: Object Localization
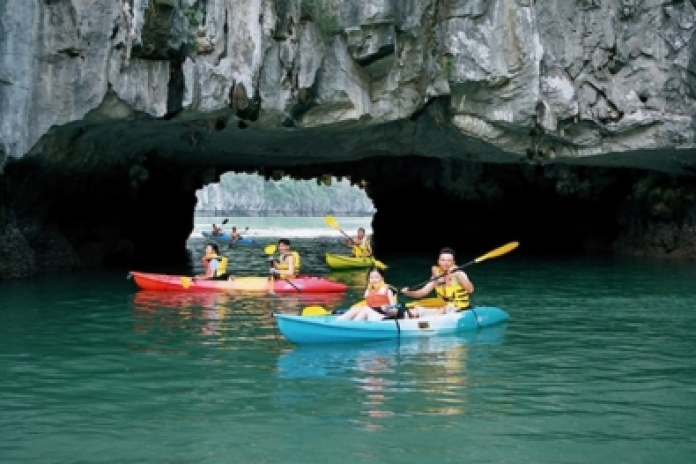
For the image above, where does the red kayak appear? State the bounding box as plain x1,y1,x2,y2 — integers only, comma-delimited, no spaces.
129,271,348,293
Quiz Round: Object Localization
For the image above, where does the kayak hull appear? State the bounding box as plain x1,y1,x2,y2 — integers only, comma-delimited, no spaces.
130,271,348,293
273,306,509,343
201,231,260,246
325,253,386,270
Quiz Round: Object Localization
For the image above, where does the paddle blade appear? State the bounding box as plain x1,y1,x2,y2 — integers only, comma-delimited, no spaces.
325,215,340,230
221,219,229,225
180,277,192,289
473,241,519,264
373,259,387,270
301,306,330,316
264,244,277,255
405,297,446,309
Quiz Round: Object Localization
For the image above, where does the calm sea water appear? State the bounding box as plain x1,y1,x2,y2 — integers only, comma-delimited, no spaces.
2,219,696,463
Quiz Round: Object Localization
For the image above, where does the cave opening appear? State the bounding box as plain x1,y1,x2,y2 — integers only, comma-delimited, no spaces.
3,148,696,281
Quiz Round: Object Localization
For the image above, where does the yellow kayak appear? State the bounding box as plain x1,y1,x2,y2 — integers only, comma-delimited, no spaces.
325,253,387,270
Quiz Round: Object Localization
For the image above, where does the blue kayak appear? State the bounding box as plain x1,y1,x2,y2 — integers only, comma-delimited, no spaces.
273,306,509,344
201,231,261,246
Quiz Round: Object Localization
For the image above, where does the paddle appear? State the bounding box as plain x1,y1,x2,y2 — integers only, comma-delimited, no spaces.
404,241,520,291
264,244,277,294
325,215,352,241
264,244,301,293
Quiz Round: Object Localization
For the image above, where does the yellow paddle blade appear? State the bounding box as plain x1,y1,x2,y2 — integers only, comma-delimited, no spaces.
373,259,387,270
405,298,446,308
264,244,277,255
301,306,330,316
325,215,340,230
350,299,366,309
473,241,519,264
180,277,192,289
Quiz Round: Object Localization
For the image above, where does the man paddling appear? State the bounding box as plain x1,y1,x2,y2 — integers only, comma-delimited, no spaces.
343,227,372,257
230,226,242,243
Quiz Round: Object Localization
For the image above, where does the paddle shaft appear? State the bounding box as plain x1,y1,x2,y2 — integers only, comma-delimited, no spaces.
405,242,519,291
271,271,301,292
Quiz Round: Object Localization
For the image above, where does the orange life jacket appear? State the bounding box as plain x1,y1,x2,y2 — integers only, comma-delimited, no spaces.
365,283,392,307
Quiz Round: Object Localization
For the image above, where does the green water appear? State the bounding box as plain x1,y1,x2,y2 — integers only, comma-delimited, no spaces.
2,235,696,463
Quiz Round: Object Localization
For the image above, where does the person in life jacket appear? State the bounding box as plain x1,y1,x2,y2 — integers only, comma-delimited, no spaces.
337,267,404,321
400,247,474,316
269,238,301,278
199,243,229,279
230,226,242,243
343,227,373,257
211,223,223,236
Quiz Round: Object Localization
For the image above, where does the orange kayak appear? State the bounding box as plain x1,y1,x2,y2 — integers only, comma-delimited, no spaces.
129,271,348,293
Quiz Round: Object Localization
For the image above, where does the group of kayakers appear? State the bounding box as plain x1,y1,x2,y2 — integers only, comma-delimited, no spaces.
199,226,474,320
197,237,304,281
210,223,244,242
338,247,474,321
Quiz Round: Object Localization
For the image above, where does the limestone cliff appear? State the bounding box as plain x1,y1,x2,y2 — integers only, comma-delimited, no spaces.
195,174,375,215
1,0,696,279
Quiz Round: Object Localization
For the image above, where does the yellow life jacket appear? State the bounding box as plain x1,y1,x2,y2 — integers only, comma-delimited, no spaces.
432,266,469,309
204,253,228,277
352,236,371,257
276,251,301,275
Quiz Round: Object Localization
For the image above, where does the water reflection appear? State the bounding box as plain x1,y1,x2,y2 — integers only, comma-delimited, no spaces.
327,270,369,289
275,327,507,429
129,290,349,352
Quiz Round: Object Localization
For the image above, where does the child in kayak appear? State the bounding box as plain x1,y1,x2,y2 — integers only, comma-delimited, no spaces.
337,267,404,321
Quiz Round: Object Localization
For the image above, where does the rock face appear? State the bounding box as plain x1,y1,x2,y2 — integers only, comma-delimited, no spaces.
1,0,696,278
194,174,375,216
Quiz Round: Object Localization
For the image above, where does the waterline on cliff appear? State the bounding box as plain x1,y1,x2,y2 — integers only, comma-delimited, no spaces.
191,216,374,239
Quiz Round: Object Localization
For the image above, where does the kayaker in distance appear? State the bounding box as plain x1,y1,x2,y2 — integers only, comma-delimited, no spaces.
198,243,229,280
337,267,405,320
269,238,301,278
211,223,223,236
343,227,372,257
230,226,243,243
401,247,474,316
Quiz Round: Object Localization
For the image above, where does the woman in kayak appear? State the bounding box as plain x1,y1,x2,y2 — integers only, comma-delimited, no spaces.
270,238,301,278
199,243,229,280
337,267,401,321
401,247,474,316
343,227,372,257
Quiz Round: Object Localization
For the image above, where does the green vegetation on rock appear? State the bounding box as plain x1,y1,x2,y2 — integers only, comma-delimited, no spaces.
196,173,374,216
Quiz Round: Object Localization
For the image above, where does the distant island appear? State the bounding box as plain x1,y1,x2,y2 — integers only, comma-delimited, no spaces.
195,173,375,217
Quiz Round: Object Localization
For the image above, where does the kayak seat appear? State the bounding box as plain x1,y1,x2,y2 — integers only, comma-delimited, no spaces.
381,304,413,320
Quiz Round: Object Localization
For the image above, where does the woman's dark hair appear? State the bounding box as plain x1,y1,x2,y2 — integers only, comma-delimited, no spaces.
365,266,385,284
439,247,456,257
209,243,220,254
278,238,291,246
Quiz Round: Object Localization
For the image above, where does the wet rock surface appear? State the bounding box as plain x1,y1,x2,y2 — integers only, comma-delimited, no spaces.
2,0,696,279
